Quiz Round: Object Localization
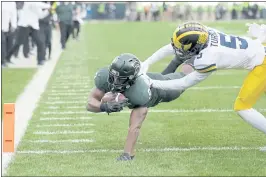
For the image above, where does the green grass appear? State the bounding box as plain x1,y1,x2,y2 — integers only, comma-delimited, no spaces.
5,21,266,176
2,68,36,116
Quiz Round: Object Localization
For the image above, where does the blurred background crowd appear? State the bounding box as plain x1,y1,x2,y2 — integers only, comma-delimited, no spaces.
90,2,266,21
2,1,266,68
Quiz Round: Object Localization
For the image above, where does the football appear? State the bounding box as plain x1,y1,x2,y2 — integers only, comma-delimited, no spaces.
101,92,127,102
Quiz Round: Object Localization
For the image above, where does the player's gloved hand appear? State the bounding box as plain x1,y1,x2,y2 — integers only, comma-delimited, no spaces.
116,153,135,161
100,100,127,114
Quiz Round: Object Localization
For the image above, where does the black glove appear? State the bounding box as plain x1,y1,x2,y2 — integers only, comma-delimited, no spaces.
116,153,135,161
100,100,128,114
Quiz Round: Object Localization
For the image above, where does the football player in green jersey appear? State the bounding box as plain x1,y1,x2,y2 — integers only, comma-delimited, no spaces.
86,53,194,161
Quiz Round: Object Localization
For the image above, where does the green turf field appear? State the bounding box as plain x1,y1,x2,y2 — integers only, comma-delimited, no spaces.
5,21,266,176
2,68,36,116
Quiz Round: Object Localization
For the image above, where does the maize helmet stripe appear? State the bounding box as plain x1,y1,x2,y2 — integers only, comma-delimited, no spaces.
175,31,208,44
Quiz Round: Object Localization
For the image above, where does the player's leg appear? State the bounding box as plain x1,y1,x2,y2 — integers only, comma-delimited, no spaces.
234,57,266,136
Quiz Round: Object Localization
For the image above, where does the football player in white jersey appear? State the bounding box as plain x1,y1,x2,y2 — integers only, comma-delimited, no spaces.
141,22,266,151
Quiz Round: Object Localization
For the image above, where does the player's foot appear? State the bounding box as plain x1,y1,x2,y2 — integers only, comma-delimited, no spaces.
116,153,134,161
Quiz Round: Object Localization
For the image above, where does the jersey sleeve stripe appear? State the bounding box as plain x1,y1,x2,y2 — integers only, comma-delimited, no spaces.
196,64,217,73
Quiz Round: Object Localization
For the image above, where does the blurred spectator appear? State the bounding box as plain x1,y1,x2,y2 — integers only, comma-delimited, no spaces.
97,3,105,19
107,3,116,20
72,3,82,39
197,5,203,21
184,4,193,21
231,3,238,19
144,4,150,21
56,2,73,49
6,2,50,65
39,1,54,60
150,3,160,21
1,2,17,67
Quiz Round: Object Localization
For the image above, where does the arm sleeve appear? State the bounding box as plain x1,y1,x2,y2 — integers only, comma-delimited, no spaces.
151,71,211,91
11,2,17,29
141,43,175,73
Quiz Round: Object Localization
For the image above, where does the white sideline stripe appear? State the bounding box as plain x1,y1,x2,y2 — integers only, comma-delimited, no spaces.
40,109,266,115
36,123,94,127
39,117,92,121
33,131,94,135
16,146,262,154
2,32,62,174
26,139,95,143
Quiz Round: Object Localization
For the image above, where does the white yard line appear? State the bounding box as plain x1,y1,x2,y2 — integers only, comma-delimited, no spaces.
39,117,92,121
48,93,87,96
36,123,94,127
40,109,266,115
51,85,90,89
189,86,241,90
33,131,94,135
26,139,95,143
16,146,263,154
2,32,62,174
46,97,87,101
44,101,86,104
51,89,89,93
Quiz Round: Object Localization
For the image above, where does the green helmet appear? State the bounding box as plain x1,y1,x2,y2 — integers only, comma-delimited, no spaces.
108,53,141,92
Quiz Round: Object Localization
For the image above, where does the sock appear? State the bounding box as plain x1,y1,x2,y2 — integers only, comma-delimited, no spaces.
161,56,182,75
237,108,266,134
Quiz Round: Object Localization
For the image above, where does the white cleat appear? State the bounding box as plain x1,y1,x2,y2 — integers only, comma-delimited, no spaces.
260,147,266,152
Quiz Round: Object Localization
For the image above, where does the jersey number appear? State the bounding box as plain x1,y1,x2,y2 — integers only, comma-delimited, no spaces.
218,33,248,49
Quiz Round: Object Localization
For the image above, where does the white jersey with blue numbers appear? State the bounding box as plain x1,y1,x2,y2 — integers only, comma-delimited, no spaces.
193,28,266,73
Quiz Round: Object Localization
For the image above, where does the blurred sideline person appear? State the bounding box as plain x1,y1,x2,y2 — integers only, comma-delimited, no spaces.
1,2,17,67
72,3,82,39
6,2,50,66
86,53,194,161
56,2,73,49
141,22,266,151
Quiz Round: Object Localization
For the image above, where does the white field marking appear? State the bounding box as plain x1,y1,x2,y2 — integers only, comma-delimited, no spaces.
2,31,62,174
45,106,87,109
53,81,91,84
41,109,266,115
16,146,263,154
36,123,94,127
51,85,90,89
46,96,87,101
55,83,90,86
189,86,241,90
44,101,86,104
26,139,95,143
51,89,89,93
33,131,94,135
39,117,92,121
48,92,87,96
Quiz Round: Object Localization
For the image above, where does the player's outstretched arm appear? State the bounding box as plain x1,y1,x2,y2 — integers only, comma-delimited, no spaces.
141,44,175,73
117,107,148,161
152,71,211,91
86,87,105,112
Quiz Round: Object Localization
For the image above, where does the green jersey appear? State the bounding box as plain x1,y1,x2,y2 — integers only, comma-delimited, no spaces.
94,67,185,108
